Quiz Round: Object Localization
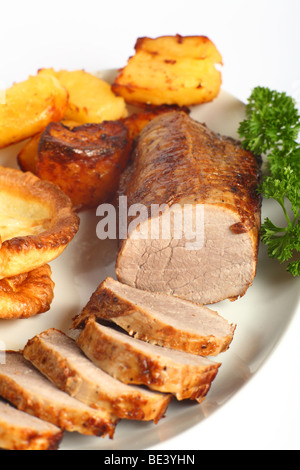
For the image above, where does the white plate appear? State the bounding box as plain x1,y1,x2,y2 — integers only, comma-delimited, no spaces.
0,70,299,450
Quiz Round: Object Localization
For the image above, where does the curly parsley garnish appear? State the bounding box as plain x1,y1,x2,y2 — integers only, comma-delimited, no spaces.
238,86,300,276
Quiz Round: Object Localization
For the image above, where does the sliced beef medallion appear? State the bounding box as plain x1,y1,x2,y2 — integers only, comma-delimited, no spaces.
23,328,171,423
115,110,261,305
71,277,235,356
0,399,63,451
77,318,221,403
0,351,117,437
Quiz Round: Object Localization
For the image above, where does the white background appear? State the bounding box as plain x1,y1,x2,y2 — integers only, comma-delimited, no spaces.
1,0,299,451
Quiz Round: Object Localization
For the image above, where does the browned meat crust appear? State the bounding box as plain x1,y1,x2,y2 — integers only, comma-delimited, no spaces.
116,111,261,304
77,318,221,403
0,400,64,450
71,277,235,357
23,328,171,424
0,352,117,438
122,104,190,143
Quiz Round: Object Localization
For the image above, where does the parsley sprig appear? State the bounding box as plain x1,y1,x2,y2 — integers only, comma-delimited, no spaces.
238,86,300,276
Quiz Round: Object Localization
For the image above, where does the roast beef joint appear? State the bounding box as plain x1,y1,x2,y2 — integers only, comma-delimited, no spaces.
116,111,261,305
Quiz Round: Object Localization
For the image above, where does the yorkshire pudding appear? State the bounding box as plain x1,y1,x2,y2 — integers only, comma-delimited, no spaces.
0,264,55,319
0,166,80,280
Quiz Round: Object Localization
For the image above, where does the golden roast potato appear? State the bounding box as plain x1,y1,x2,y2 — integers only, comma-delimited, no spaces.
112,35,223,107
0,74,68,149
38,68,128,124
0,265,55,319
0,166,79,279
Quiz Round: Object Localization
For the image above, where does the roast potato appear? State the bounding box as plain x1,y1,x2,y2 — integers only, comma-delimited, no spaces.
17,121,80,174
0,74,68,149
36,121,132,210
38,68,128,124
112,35,223,107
